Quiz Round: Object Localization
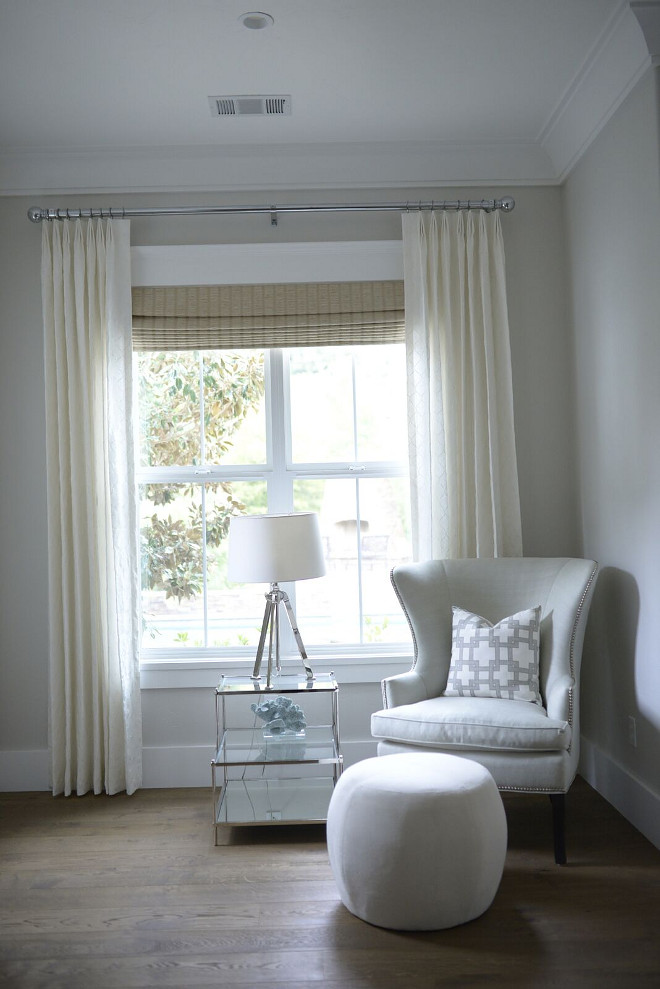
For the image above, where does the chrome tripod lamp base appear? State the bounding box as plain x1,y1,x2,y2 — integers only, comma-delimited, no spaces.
252,582,314,688
227,512,326,689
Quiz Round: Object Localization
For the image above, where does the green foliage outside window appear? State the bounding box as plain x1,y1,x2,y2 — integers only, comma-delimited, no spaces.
139,350,265,601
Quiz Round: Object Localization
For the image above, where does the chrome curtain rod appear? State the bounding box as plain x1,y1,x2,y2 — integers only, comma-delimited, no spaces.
27,196,514,225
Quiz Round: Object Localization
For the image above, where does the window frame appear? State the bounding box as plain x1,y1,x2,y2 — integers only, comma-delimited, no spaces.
132,240,414,687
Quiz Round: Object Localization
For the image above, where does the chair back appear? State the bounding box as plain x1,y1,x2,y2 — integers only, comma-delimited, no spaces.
391,558,598,708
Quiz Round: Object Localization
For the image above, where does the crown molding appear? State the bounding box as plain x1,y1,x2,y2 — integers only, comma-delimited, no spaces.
540,2,652,181
630,0,660,64
1,3,657,196
0,139,554,197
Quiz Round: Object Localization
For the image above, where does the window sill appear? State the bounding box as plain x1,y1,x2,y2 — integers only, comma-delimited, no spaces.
139,652,413,689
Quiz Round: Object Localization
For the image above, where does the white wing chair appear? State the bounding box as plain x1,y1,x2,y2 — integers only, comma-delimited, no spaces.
371,558,598,864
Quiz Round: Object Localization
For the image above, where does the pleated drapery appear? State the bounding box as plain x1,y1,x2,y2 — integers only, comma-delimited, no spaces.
402,210,523,560
41,219,142,796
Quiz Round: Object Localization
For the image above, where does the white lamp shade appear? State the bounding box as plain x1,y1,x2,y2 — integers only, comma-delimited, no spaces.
227,512,326,584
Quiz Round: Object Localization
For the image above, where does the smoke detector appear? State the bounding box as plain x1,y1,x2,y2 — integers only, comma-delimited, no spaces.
208,94,292,117
238,11,274,30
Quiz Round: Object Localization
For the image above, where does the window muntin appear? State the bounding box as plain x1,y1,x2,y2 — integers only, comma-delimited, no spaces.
137,343,411,657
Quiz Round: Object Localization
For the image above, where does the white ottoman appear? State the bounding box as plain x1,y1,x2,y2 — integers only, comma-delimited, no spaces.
326,752,507,930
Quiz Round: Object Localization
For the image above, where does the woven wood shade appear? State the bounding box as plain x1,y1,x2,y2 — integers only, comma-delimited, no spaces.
132,281,404,350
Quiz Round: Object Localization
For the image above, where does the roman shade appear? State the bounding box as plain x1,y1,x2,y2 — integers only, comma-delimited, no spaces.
132,280,405,350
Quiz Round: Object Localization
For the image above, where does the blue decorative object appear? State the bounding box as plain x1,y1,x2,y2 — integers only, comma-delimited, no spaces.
256,740,307,763
251,696,307,738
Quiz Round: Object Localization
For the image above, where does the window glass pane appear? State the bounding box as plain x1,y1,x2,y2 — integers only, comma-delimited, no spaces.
140,482,204,648
289,347,355,463
359,476,413,644
354,343,407,461
207,480,268,648
140,479,270,649
293,476,412,646
202,350,266,465
294,478,361,645
289,344,407,465
137,351,202,467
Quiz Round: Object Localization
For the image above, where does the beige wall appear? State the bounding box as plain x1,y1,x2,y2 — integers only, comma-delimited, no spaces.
565,66,660,844
0,184,580,787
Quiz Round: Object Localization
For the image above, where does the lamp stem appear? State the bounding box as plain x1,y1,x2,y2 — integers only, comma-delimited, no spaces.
251,582,315,688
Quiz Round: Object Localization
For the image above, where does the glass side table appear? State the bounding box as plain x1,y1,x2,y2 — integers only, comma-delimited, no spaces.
211,672,342,843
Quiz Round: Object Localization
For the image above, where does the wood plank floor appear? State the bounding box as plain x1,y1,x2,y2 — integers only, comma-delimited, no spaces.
1,776,659,989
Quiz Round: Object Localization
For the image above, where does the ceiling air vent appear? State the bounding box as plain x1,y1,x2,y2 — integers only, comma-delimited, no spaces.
208,94,292,117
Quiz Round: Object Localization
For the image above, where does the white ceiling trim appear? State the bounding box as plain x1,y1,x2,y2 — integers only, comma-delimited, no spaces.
0,3,654,196
131,241,404,287
630,0,660,64
0,140,553,197
540,2,650,181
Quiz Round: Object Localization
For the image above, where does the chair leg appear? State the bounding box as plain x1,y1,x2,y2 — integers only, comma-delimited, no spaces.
549,793,566,865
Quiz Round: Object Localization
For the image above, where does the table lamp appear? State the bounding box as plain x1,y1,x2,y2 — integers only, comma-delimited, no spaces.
227,512,326,688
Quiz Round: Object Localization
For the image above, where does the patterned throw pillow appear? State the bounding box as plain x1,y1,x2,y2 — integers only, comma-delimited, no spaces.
445,605,543,705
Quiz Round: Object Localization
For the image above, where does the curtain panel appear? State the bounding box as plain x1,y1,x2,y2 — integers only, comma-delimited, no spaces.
42,219,142,796
402,210,523,560
132,280,404,350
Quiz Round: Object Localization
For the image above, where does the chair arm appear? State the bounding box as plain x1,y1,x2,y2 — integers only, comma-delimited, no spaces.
544,674,574,723
381,670,429,709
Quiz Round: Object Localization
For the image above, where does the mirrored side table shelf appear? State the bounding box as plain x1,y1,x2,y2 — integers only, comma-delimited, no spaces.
211,673,342,843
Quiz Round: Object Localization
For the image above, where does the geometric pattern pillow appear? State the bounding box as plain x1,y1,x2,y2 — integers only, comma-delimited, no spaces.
444,605,543,706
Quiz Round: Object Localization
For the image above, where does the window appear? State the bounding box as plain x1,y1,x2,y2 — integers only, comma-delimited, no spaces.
136,340,412,659
131,244,411,667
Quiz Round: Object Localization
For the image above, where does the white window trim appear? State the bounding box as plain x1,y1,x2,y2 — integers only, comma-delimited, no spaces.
131,240,404,287
139,653,413,689
133,239,409,687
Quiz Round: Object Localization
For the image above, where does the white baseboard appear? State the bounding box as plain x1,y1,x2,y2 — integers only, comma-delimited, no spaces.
1,739,378,793
341,739,378,766
579,736,660,851
142,744,215,788
5,738,657,853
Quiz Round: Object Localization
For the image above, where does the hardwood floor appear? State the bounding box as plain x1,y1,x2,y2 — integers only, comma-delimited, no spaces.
1,776,659,988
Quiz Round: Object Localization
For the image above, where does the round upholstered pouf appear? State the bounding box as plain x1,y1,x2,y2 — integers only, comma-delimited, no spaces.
326,752,507,930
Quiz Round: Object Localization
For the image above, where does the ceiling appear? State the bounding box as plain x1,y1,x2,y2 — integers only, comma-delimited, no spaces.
0,1,654,195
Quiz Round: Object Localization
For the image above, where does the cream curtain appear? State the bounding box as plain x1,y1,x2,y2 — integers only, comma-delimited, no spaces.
402,210,522,560
42,219,142,796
